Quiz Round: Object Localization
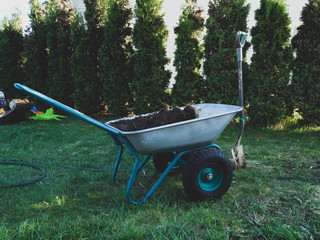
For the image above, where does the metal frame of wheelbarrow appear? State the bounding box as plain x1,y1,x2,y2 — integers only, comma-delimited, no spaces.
14,83,223,204
14,31,248,204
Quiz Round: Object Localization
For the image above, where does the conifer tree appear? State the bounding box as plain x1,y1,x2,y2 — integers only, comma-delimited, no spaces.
45,0,75,105
0,13,24,96
99,0,134,116
24,0,48,95
171,0,204,106
72,0,107,114
70,12,93,112
247,0,293,126
132,0,171,114
291,0,320,125
203,0,249,105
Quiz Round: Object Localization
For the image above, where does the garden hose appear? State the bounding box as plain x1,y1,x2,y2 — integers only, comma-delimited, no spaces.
0,160,46,188
0,159,130,188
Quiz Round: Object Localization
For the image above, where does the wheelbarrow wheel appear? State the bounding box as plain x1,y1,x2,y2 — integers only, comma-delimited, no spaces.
182,148,233,201
153,152,184,175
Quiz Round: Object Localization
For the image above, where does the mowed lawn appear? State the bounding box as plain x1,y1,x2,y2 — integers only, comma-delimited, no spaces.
0,116,319,239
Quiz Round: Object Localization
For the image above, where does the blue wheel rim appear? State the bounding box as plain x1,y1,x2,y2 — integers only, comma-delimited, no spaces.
198,163,223,191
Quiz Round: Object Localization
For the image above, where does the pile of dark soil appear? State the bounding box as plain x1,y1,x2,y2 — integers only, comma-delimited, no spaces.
110,105,199,131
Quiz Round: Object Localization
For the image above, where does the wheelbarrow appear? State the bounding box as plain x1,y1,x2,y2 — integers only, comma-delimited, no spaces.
14,33,247,204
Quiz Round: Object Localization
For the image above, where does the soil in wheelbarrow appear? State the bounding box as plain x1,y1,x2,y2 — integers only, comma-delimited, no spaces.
109,105,199,131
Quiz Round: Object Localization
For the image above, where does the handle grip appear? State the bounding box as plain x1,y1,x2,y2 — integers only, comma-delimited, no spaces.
235,31,247,48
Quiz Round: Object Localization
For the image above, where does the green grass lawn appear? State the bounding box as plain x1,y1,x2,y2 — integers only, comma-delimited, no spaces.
0,117,319,239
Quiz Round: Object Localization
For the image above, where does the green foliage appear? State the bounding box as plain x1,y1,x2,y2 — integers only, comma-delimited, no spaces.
45,0,75,106
70,12,93,113
248,0,294,126
291,0,320,125
0,14,24,96
77,0,106,114
132,0,171,114
24,0,48,96
171,0,204,106
99,0,134,117
203,0,250,105
72,0,107,114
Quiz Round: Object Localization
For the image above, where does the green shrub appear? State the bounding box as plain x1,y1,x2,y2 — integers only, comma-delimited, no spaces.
203,0,249,105
24,0,48,97
71,0,106,114
171,0,204,106
99,0,134,117
0,14,24,96
291,0,320,126
70,12,94,113
247,0,294,126
132,0,171,114
45,0,75,106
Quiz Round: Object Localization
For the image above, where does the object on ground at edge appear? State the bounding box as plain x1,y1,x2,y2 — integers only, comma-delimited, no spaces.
0,89,33,124
29,108,67,121
30,106,44,115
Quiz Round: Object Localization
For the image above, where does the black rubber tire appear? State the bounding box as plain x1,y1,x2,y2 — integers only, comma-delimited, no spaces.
153,152,184,175
182,148,233,201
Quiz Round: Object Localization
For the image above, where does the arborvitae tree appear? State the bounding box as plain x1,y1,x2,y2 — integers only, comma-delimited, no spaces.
71,0,107,114
24,0,48,95
203,0,250,105
0,14,24,96
171,0,204,106
132,0,171,114
45,0,74,105
70,12,92,112
99,0,134,117
291,0,320,125
247,0,293,126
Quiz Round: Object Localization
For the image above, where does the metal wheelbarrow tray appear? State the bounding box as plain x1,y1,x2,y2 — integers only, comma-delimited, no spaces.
107,103,242,154
15,83,242,204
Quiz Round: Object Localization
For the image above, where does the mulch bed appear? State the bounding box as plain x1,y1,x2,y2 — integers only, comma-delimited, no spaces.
110,105,199,131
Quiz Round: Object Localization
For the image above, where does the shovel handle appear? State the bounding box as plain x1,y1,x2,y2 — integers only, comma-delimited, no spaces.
235,31,247,48
234,31,247,147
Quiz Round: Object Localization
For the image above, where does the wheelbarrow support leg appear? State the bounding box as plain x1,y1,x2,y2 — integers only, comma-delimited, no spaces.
125,144,221,204
112,145,124,184
125,152,184,205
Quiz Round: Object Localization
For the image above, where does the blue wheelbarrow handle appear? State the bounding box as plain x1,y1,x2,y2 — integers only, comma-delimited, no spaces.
14,83,121,136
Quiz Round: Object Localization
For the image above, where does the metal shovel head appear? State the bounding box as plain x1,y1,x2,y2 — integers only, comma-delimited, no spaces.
232,144,246,169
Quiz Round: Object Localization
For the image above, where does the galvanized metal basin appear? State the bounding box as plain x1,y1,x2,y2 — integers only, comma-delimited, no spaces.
106,103,242,155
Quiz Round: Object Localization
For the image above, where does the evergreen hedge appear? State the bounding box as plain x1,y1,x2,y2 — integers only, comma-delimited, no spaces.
203,0,249,105
171,0,204,106
99,0,134,117
45,0,75,106
1,0,320,127
70,12,92,112
291,0,320,125
247,0,293,126
132,0,171,114
71,0,106,114
0,15,24,96
24,0,48,96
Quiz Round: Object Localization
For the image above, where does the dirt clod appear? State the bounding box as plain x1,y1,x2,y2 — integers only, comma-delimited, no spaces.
110,105,199,131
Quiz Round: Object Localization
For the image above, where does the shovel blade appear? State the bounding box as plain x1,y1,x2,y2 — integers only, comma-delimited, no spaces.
232,144,246,169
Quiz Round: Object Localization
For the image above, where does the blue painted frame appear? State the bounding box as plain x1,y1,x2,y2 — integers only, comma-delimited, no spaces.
14,83,222,204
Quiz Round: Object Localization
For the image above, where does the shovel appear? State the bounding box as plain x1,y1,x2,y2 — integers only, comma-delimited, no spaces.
232,31,247,169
